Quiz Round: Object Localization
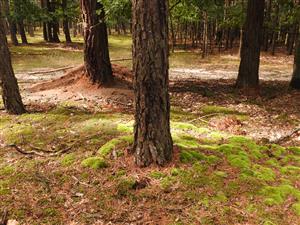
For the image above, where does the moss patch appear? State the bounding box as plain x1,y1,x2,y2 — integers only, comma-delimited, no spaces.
81,157,108,169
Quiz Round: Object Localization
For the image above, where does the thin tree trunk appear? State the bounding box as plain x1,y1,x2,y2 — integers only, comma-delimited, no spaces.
290,37,300,89
4,0,19,45
0,17,26,114
132,0,173,167
18,20,28,44
62,0,72,43
80,0,113,85
236,0,265,89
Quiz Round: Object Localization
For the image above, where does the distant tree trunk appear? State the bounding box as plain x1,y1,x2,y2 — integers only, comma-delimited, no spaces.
236,0,265,89
3,0,18,45
62,0,72,43
10,22,19,45
202,11,208,58
52,21,60,43
132,0,173,167
0,17,26,114
43,22,48,41
80,0,113,84
41,0,48,41
18,20,28,44
290,37,300,89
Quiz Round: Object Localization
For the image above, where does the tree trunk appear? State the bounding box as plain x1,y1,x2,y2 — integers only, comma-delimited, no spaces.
236,0,265,89
290,37,300,89
18,20,28,44
132,0,173,167
80,0,113,85
3,0,19,45
0,17,26,114
62,0,72,43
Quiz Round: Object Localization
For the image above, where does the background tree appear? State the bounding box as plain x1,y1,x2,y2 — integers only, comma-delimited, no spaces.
80,0,113,85
132,0,173,167
236,0,265,89
0,6,26,114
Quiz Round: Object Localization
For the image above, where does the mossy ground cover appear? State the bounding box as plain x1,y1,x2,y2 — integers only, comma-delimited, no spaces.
0,104,300,224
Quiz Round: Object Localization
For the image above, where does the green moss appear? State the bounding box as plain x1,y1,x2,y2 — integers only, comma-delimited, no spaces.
252,165,276,181
160,176,175,191
81,157,108,169
173,134,201,149
280,166,300,175
201,105,243,115
98,138,123,156
261,184,300,206
292,203,300,216
265,159,280,167
170,168,180,176
0,165,15,176
180,150,206,163
214,171,228,178
214,191,228,202
227,153,250,169
116,178,136,196
288,147,300,155
171,122,209,134
150,171,166,179
269,144,286,157
117,122,133,133
60,154,76,167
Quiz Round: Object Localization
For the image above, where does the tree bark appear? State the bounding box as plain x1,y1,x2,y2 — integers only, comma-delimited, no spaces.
62,0,72,43
290,37,300,89
3,0,19,45
132,0,173,167
0,16,26,114
80,0,113,85
236,0,265,89
18,20,28,44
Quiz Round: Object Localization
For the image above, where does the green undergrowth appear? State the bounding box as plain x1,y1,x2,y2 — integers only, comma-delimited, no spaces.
1,105,300,224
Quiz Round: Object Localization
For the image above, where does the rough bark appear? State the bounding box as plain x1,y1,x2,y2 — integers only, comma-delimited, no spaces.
290,37,300,89
0,17,26,114
80,0,113,85
236,0,265,89
132,0,173,167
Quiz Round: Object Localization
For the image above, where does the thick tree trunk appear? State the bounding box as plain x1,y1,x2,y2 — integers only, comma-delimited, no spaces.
290,37,300,89
132,0,173,167
236,0,265,89
80,0,113,85
18,20,28,44
0,17,26,114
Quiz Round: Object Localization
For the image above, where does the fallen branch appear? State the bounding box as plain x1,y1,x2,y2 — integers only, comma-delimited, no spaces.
271,127,300,144
27,66,75,75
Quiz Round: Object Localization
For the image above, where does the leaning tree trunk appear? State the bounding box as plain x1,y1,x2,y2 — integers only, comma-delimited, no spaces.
0,17,26,114
80,0,113,85
132,0,173,167
290,37,300,89
236,0,265,89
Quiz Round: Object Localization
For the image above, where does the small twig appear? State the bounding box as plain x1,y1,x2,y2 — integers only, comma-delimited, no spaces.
71,176,93,187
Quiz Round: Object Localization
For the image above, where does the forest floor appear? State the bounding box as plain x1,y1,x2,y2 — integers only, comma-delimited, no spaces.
0,34,300,225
